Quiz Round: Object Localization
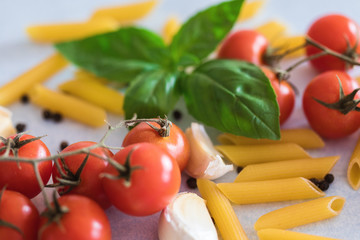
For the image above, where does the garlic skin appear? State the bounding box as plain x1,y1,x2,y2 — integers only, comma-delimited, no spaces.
158,192,218,240
0,106,16,138
185,122,233,180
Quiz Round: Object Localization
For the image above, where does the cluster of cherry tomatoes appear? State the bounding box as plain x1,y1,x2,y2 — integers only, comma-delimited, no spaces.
218,14,360,139
0,120,189,239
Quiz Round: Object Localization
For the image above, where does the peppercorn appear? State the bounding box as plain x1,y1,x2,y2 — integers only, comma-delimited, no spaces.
60,141,69,151
42,109,53,120
319,180,329,191
53,113,63,122
236,166,243,173
172,110,182,121
324,173,334,184
309,178,320,186
186,177,197,189
20,95,29,104
15,123,26,133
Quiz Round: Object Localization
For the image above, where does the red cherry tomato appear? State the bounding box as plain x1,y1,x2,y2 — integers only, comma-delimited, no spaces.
218,29,269,65
122,121,190,171
52,141,113,209
262,67,295,125
0,189,39,240
306,14,360,72
101,143,181,216
0,134,52,199
39,195,111,240
303,70,360,139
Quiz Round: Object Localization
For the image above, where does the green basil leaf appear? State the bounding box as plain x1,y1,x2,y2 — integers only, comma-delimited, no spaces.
182,59,280,140
55,27,169,82
124,69,181,119
169,0,244,62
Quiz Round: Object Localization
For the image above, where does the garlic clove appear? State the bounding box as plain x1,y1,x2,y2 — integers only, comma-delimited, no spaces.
158,192,218,240
0,106,16,138
185,122,233,180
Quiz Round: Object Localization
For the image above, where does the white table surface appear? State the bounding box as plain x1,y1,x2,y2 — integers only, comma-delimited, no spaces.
1,0,360,239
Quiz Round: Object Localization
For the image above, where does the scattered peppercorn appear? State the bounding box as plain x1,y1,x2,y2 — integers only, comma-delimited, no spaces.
236,166,243,173
186,177,197,189
15,123,26,133
60,141,69,151
309,178,320,186
324,173,334,184
53,113,63,122
42,109,53,120
172,110,182,121
319,180,329,191
20,95,29,104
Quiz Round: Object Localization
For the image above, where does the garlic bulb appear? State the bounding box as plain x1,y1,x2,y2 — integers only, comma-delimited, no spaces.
0,106,16,138
185,122,233,180
158,192,218,240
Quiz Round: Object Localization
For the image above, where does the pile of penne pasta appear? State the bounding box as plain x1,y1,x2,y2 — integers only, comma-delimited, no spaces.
197,129,347,240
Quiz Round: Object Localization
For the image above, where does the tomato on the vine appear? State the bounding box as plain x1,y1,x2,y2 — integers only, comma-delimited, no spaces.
101,143,181,216
303,70,360,139
122,121,190,171
0,189,39,240
39,194,111,240
306,14,360,72
262,67,295,125
0,134,52,199
52,141,114,209
217,29,269,65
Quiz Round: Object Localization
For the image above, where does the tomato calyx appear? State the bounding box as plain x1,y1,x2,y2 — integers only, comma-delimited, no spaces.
101,147,142,187
0,187,24,236
40,191,69,227
0,132,45,157
124,116,172,137
314,76,360,114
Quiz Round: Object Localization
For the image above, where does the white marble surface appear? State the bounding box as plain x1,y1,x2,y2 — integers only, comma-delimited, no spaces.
1,0,360,239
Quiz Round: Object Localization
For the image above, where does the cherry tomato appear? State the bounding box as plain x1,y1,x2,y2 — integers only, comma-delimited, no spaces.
0,189,39,240
39,194,111,240
52,141,113,209
0,134,52,199
122,121,190,171
101,143,181,216
262,67,295,125
306,14,360,72
218,29,269,65
303,70,360,139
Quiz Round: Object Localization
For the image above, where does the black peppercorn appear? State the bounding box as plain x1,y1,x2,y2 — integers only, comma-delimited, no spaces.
20,95,29,104
53,113,63,122
172,110,182,121
236,166,243,173
43,109,53,120
186,177,197,189
319,180,329,191
60,141,69,151
324,173,334,184
15,123,26,133
309,178,320,186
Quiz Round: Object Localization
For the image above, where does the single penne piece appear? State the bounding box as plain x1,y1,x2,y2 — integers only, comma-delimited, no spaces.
217,177,324,205
29,84,106,127
255,20,287,44
217,128,324,149
91,0,158,22
215,143,310,166
272,35,306,58
254,196,345,231
347,135,360,190
197,178,248,240
257,228,342,240
74,70,108,84
0,53,67,106
162,16,181,44
237,0,265,22
58,78,124,115
26,18,119,43
234,156,339,182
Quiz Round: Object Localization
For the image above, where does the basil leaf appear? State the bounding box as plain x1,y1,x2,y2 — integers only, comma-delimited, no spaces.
169,0,244,63
182,59,280,140
124,69,181,119
55,27,169,82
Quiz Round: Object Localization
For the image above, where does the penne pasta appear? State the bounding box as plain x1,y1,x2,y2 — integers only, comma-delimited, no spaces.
257,228,341,240
217,177,324,205
272,35,306,58
0,53,67,106
254,196,345,230
197,178,248,240
217,128,324,149
91,0,158,22
234,156,339,182
215,143,310,166
347,135,360,190
74,70,108,84
237,0,265,22
255,20,287,44
26,18,119,43
29,84,106,127
162,16,181,44
58,78,124,115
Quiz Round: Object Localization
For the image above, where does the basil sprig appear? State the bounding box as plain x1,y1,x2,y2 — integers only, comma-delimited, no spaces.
55,0,280,140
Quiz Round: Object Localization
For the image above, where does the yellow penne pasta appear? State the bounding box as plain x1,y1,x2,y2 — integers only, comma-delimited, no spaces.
347,135,360,190
257,228,341,240
215,143,310,166
74,70,108,84
254,196,345,230
255,20,287,44
29,84,106,127
217,128,324,149
237,0,265,22
197,178,248,240
217,177,324,205
162,16,181,44
26,18,119,43
91,0,158,22
58,78,124,115
234,156,339,182
272,35,306,58
0,53,67,106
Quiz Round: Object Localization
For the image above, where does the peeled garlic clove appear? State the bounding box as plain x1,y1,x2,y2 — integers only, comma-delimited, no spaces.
0,106,16,138
185,122,233,180
158,192,218,240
